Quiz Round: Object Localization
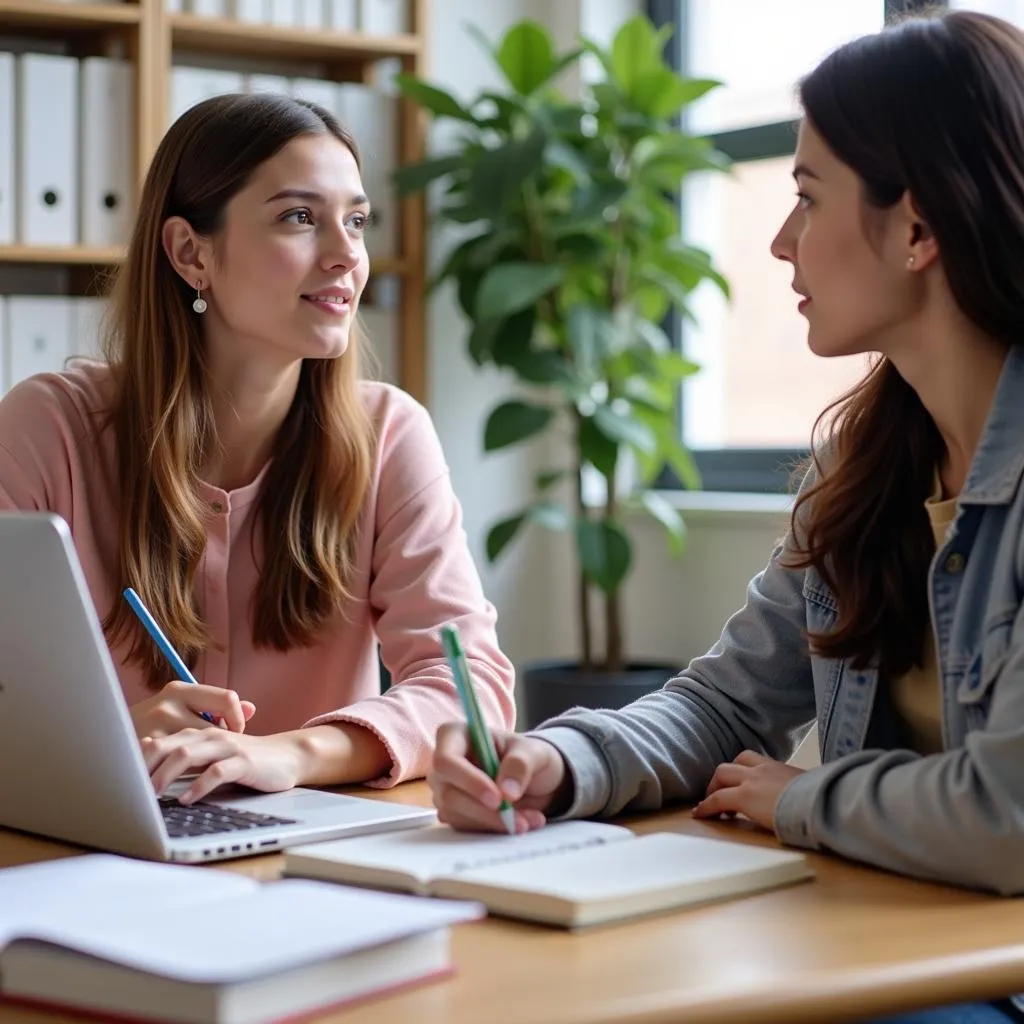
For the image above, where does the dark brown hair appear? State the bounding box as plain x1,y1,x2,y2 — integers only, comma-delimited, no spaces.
102,92,375,687
787,11,1024,678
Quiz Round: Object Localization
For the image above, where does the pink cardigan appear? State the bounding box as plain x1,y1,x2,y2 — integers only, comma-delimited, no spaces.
0,364,516,785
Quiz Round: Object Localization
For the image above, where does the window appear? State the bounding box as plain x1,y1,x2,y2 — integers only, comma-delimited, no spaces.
650,0,944,492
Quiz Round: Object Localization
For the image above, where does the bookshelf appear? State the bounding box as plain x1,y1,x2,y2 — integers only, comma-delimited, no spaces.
0,0,429,401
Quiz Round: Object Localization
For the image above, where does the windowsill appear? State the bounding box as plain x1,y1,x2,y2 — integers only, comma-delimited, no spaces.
649,489,793,526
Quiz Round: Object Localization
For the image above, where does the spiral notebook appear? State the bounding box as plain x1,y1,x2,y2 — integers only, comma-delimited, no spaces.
285,821,814,929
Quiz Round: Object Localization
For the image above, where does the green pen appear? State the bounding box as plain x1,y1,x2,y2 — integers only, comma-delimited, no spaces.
440,624,517,836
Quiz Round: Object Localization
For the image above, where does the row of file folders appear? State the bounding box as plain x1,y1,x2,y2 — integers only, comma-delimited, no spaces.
0,54,398,257
165,0,409,33
0,296,398,398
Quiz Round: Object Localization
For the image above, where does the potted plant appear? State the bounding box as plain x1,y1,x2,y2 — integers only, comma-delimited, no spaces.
393,14,731,727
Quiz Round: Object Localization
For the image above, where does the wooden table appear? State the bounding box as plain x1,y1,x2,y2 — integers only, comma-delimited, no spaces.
3,784,1024,1024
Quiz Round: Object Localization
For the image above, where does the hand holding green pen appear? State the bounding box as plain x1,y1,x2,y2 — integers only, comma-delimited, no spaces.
440,624,517,835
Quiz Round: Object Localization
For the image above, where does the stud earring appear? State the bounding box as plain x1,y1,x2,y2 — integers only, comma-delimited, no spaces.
192,282,207,314
906,255,916,269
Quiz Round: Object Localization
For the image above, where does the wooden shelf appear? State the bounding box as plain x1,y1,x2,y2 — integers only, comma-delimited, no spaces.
0,1,140,29
372,258,408,277
0,245,125,266
170,14,421,64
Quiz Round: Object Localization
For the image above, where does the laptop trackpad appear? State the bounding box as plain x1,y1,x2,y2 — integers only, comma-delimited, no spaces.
215,788,358,817
162,781,371,818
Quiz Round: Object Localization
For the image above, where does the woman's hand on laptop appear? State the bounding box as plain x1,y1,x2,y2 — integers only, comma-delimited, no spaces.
130,681,257,740
143,730,304,804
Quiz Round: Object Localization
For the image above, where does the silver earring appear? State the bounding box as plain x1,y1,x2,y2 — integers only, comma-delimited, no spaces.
192,283,207,314
906,255,916,269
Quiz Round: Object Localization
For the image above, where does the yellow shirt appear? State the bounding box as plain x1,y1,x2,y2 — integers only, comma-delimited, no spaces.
889,480,960,755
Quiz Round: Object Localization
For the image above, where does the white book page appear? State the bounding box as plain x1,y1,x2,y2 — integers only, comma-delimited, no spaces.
288,820,635,886
0,854,256,947
18,880,483,984
452,832,810,901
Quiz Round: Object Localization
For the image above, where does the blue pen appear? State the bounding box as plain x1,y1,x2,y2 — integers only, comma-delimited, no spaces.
123,587,216,724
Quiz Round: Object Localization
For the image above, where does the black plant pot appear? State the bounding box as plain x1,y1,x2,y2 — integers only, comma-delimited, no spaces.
521,660,680,730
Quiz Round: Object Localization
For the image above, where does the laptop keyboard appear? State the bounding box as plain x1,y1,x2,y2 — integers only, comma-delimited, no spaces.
158,797,297,839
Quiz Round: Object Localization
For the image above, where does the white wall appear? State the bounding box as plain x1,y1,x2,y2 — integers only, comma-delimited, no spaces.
426,0,785,680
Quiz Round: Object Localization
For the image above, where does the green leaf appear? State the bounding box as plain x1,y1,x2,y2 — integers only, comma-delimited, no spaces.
391,154,464,196
567,304,613,373
535,469,567,492
472,91,526,131
578,416,617,476
653,350,701,381
497,21,555,95
677,77,722,105
457,268,485,319
640,266,696,319
576,517,632,593
630,69,693,120
467,320,497,365
635,318,671,353
663,437,702,490
483,400,554,452
475,263,565,321
393,75,474,121
509,350,570,384
490,307,537,368
639,491,687,555
530,502,571,531
610,15,663,94
545,139,590,178
593,405,657,454
486,512,527,561
663,242,731,298
468,131,547,210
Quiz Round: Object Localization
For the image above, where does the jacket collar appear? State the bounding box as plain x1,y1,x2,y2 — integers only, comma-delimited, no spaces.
961,345,1024,505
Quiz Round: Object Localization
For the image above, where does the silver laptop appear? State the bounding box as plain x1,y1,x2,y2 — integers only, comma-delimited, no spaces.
0,512,436,862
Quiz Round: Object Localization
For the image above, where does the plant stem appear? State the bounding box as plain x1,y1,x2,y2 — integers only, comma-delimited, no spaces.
576,455,593,671
604,462,624,673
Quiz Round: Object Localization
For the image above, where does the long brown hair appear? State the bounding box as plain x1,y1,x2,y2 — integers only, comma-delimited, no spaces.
787,11,1024,679
102,93,375,687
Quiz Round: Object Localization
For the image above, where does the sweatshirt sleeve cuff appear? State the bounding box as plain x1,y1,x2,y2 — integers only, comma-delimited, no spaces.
529,725,613,821
773,769,823,850
302,703,409,789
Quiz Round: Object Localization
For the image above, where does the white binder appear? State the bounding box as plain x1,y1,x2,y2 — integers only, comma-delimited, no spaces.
232,0,266,22
16,54,79,247
188,0,225,15
71,296,109,362
359,0,408,34
291,77,340,113
327,0,357,30
267,0,298,25
80,58,134,248
247,74,291,96
297,0,323,27
0,54,13,246
339,82,397,259
169,67,244,125
5,297,72,389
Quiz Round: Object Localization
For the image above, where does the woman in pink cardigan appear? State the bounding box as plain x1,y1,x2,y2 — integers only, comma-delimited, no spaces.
0,93,515,805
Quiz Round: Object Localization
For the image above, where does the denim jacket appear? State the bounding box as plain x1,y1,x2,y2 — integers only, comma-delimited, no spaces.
536,345,1024,894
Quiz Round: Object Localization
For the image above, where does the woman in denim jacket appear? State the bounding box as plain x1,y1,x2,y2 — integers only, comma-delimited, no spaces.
430,10,1024,1023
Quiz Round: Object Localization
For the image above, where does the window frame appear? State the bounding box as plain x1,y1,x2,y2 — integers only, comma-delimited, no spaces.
648,0,948,493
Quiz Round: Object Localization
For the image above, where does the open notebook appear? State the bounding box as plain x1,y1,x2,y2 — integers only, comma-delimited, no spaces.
284,821,814,929
0,854,482,1024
